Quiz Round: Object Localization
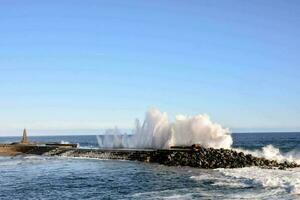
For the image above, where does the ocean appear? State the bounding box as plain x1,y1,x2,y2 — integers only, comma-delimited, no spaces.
0,132,299,199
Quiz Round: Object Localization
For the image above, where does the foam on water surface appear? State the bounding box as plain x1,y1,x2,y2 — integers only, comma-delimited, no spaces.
216,167,300,195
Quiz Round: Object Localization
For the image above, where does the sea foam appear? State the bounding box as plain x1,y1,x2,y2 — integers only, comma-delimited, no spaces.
217,167,300,195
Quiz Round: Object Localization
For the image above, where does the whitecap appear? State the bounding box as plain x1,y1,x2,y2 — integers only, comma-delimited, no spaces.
216,167,300,195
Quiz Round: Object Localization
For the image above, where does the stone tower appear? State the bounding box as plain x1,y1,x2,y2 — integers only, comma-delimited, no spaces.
21,128,29,144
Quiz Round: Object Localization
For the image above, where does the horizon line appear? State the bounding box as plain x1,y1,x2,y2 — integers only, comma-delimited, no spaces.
1,131,300,137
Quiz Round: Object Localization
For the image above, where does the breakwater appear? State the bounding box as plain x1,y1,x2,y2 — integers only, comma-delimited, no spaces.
44,146,299,169
1,144,299,169
2,130,298,169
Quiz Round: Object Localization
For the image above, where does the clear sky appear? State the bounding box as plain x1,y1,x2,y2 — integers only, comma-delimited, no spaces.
1,0,300,135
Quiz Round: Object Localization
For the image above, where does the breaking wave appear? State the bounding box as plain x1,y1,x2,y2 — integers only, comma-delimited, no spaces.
235,145,300,165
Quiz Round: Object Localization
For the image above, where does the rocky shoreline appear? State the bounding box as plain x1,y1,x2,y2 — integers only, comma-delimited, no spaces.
44,146,299,170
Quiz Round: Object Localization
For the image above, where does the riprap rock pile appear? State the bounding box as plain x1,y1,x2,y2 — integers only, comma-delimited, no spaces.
43,145,299,170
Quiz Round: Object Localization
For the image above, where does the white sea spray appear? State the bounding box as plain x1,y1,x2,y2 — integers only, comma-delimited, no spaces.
97,108,232,149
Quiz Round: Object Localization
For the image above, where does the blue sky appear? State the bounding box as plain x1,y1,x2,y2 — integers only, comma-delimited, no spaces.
1,0,300,135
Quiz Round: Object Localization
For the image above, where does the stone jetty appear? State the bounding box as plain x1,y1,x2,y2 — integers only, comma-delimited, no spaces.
0,130,299,169
44,145,299,170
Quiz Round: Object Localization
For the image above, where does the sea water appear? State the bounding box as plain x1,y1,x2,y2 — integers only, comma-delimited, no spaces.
0,133,299,200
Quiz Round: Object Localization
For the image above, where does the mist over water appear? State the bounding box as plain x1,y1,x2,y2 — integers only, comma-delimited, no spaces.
97,108,232,149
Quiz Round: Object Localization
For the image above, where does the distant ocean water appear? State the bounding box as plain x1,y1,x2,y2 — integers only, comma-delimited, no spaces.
0,133,300,199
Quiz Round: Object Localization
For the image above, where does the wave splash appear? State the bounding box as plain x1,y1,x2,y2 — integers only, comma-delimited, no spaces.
97,108,300,165
235,145,300,165
97,108,232,149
